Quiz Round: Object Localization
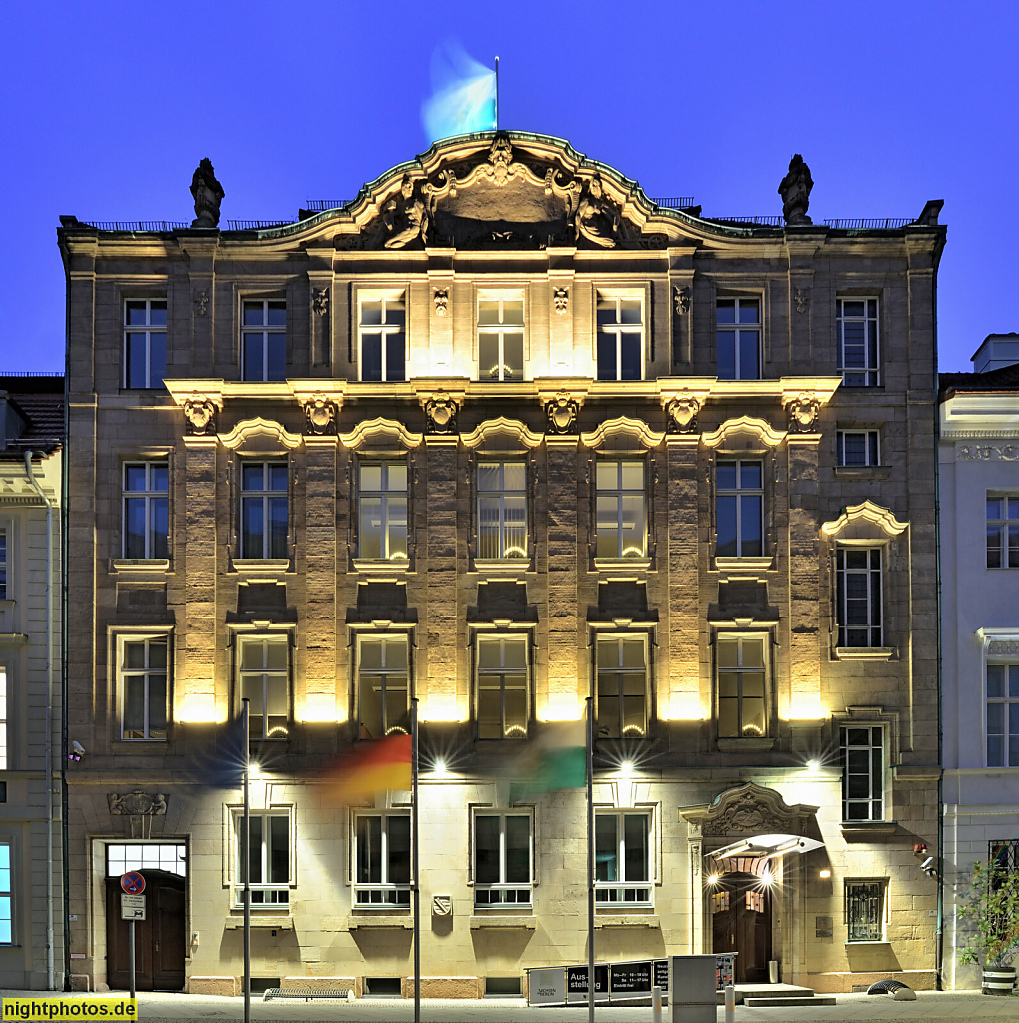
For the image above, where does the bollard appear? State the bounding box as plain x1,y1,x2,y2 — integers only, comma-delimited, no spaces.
651,984,662,1023
724,982,735,1023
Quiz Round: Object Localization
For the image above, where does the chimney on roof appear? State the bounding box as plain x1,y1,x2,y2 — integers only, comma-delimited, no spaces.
972,333,1019,373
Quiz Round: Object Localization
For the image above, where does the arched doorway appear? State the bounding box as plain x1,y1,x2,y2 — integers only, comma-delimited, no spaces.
709,872,772,983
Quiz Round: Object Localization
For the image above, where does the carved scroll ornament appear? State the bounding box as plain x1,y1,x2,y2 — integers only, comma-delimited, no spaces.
109,790,167,816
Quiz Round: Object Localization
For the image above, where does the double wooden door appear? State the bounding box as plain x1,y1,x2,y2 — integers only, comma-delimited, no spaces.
711,872,772,983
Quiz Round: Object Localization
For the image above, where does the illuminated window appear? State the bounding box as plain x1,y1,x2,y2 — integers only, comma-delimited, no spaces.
0,843,11,943
716,298,760,380
478,295,524,381
358,461,408,561
0,667,7,768
596,636,647,739
477,461,527,560
837,430,881,467
596,460,646,559
839,726,884,821
717,636,767,738
845,880,885,941
123,462,169,560
124,299,167,389
715,460,763,558
107,843,186,878
474,813,532,907
986,495,1019,569
596,296,642,381
234,811,290,906
357,636,409,739
240,461,288,560
359,295,406,382
354,813,410,907
835,548,882,647
837,298,880,387
239,637,289,740
242,300,286,382
120,636,168,740
986,662,1019,767
0,530,6,599
476,635,528,739
595,811,651,906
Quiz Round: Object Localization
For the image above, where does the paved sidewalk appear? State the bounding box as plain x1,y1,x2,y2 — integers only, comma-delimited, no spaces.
0,990,1016,1022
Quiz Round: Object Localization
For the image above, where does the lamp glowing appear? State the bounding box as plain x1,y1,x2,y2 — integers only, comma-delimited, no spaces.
179,693,221,723
759,870,775,887
806,758,821,773
619,760,635,779
543,693,581,721
707,873,720,886
819,869,831,879
433,758,448,776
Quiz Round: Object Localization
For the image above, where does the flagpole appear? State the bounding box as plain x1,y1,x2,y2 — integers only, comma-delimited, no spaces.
494,56,500,129
242,699,251,1023
586,696,595,1023
411,698,421,1023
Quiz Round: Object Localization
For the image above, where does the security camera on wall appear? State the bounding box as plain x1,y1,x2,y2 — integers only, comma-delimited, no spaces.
920,856,936,877
68,740,85,762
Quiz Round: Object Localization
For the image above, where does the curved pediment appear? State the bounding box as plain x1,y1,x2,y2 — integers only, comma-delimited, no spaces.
821,500,908,540
338,417,422,451
680,782,819,839
220,417,302,453
461,417,543,451
582,416,665,451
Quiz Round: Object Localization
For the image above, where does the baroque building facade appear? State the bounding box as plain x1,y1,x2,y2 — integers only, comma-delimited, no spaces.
60,133,943,996
938,336,1019,989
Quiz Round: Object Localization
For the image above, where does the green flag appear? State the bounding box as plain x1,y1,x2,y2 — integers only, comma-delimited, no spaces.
510,718,586,801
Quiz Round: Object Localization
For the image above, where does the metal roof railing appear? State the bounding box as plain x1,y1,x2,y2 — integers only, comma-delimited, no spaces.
823,217,913,230
82,221,190,232
707,215,784,227
304,200,352,211
649,196,697,208
225,220,294,231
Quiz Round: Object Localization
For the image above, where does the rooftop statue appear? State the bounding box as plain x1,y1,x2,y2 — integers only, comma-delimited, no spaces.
778,154,813,226
383,175,429,249
576,176,620,248
190,158,225,229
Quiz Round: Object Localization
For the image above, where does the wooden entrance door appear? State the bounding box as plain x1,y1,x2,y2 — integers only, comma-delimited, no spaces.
710,872,772,983
106,870,186,991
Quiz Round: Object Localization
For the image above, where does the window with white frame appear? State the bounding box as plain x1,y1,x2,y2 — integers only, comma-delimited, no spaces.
837,430,881,468
986,495,1019,569
238,636,289,740
124,299,167,389
595,460,646,559
836,548,883,647
478,294,524,381
123,462,169,559
358,461,408,561
596,295,643,381
240,461,288,560
837,298,880,387
474,812,532,907
986,661,1019,767
717,636,767,738
716,298,761,380
845,879,885,941
477,461,527,560
235,811,291,906
0,843,11,943
359,295,406,382
0,529,6,599
715,460,763,558
476,635,528,739
839,726,885,820
107,843,186,878
242,299,287,382
596,636,648,738
354,812,410,907
0,667,7,769
595,811,651,906
120,636,168,740
357,635,409,739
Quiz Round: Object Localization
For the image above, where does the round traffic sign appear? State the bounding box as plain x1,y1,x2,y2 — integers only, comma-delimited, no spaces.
121,871,145,895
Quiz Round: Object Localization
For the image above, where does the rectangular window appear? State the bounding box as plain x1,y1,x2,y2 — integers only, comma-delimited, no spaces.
596,296,643,381
0,667,7,769
106,843,186,878
240,461,288,560
477,461,527,560
595,811,651,906
359,295,406,382
0,529,6,599
845,880,885,941
123,462,169,560
242,299,287,382
120,637,168,740
239,637,289,740
990,838,1019,872
986,662,1019,767
715,460,763,558
839,726,884,821
837,298,880,387
476,635,528,740
837,430,880,467
596,636,647,739
474,813,532,907
478,295,524,381
595,460,646,559
235,812,290,906
358,461,408,561
354,813,410,907
836,548,882,647
124,299,167,389
0,843,11,943
986,496,1019,569
717,636,767,738
358,636,409,739
716,298,761,380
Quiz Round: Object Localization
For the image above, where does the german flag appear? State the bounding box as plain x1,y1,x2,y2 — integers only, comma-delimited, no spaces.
322,734,413,803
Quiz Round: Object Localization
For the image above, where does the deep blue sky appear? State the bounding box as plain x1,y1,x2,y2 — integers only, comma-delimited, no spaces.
1,1,1015,374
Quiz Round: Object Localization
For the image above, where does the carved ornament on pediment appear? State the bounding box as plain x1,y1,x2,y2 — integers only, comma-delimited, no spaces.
682,782,816,839
989,640,1019,655
302,395,338,435
108,790,167,816
545,391,580,435
421,390,460,435
666,394,700,434
958,444,1019,461
183,396,221,436
784,391,820,433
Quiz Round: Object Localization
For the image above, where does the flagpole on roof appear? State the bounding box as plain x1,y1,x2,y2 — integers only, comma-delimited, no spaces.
586,696,595,1023
242,698,251,1023
495,56,500,130
411,698,421,1023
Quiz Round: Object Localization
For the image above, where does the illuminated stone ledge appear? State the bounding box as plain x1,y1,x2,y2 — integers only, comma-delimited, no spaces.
469,915,537,929
593,915,661,929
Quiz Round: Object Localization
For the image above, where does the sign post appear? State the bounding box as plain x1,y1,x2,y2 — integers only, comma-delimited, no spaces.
120,872,146,999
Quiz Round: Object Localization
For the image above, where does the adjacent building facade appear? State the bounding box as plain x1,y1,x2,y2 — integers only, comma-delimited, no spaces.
60,132,944,995
939,335,1019,989
0,374,64,988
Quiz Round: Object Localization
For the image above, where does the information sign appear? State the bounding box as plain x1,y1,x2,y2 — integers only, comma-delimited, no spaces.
610,960,651,993
653,958,669,992
121,893,146,921
527,968,564,1005
566,964,608,994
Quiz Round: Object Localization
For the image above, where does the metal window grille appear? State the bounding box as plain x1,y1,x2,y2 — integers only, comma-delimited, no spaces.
989,838,1019,872
846,881,884,941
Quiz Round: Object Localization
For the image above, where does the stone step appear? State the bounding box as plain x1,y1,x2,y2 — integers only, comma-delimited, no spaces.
731,985,817,1001
743,995,838,1007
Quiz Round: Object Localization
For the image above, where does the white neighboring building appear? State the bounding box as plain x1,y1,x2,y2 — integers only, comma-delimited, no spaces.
939,335,1019,989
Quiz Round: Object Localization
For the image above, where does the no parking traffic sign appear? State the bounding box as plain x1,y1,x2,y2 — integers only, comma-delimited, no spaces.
120,871,145,895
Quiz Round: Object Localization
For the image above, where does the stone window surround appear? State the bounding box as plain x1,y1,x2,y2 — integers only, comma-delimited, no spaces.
473,631,531,742
356,287,407,384
715,292,763,381
107,624,174,748
349,808,411,910
836,294,882,388
228,805,295,910
470,808,534,909
595,288,645,382
121,294,167,390
476,288,527,383
977,627,1019,768
592,630,652,741
844,877,889,943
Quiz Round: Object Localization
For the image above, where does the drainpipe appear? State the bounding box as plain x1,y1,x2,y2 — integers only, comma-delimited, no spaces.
24,451,56,990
